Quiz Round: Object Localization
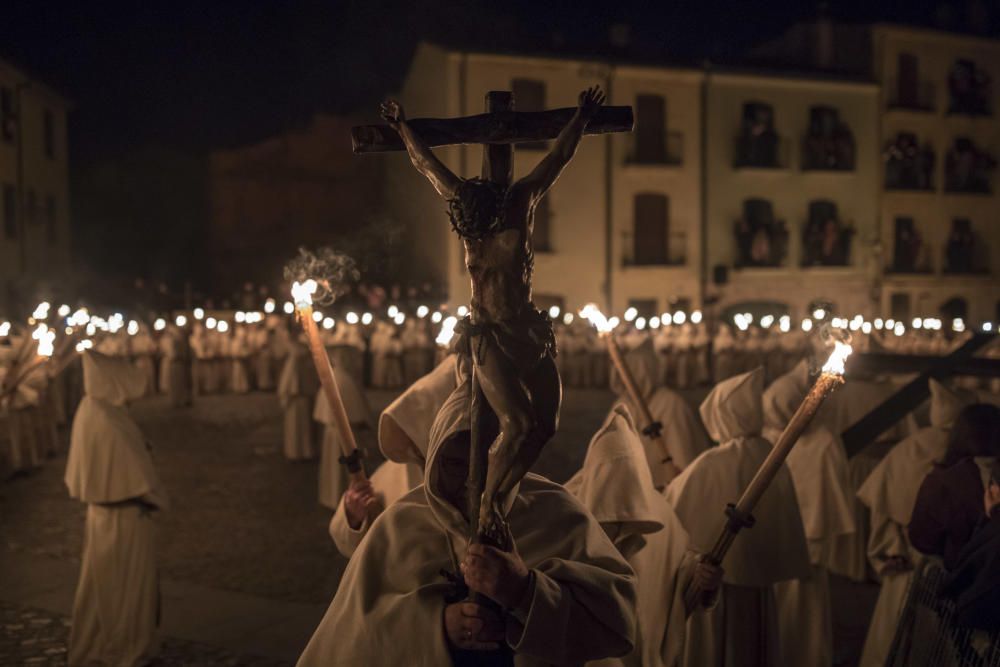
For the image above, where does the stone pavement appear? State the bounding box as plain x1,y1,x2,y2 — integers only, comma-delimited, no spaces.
0,387,877,665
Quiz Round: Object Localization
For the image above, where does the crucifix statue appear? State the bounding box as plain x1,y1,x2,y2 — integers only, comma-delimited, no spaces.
354,87,633,546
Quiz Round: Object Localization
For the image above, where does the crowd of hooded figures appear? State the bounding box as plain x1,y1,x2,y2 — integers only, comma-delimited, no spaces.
2,306,1000,666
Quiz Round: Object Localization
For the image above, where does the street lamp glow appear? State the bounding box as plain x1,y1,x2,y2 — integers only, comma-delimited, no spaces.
862,322,872,334
194,308,205,320
388,305,399,318
154,318,166,331
635,316,647,330
417,305,429,318
283,301,294,315
457,305,469,318
323,317,335,330
779,316,791,333
984,322,994,332
264,298,276,314
912,318,922,329
206,317,217,329
548,305,560,319
624,307,637,322
874,318,884,330
312,310,323,323
175,315,188,327
217,321,230,333
650,316,661,329
346,312,359,325
812,308,826,320
691,310,703,324
760,314,774,328
673,311,686,325
394,312,406,325
562,313,574,326
893,322,905,336
235,311,246,323
127,320,139,336
362,313,373,325
801,318,813,332
431,311,443,324
58,304,71,317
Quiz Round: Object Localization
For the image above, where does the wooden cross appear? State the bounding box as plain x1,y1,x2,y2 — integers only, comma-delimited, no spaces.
352,91,634,543
842,333,996,457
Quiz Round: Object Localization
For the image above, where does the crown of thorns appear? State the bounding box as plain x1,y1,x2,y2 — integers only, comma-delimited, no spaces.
447,178,507,241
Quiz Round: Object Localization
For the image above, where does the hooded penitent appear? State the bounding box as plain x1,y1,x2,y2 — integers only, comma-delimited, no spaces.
278,340,319,461
65,351,165,667
65,352,168,510
666,368,810,667
855,378,975,667
610,338,710,487
566,405,693,667
328,355,460,557
298,364,637,666
763,366,855,667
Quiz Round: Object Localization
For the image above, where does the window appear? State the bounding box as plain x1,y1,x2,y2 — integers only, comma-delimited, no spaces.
735,102,779,168
627,299,658,318
891,53,934,111
512,78,547,150
3,184,15,239
634,94,666,164
891,216,927,273
533,195,552,252
1,87,13,142
633,194,669,265
43,109,55,159
45,195,56,244
890,293,911,323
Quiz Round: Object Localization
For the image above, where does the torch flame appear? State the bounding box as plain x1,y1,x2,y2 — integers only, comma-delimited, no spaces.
436,316,458,347
291,280,318,308
32,324,55,358
821,340,852,376
580,303,614,334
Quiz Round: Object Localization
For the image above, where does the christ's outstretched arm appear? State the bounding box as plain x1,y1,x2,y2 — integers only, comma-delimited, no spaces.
380,99,461,200
514,86,606,205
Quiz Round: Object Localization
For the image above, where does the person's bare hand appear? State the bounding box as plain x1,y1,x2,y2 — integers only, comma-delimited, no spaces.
343,479,378,530
985,480,1000,517
461,543,530,609
577,86,606,118
444,602,504,651
379,99,405,127
693,559,723,598
882,555,913,574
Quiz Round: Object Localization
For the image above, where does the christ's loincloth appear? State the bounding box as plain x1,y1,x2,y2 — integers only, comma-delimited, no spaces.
454,308,556,375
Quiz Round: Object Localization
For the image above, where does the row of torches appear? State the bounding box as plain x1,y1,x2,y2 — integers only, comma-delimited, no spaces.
4,276,853,609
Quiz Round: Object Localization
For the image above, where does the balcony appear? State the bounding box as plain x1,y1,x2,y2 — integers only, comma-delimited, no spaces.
801,219,855,268
801,134,855,171
884,134,935,192
944,140,996,195
947,60,993,117
886,78,936,113
620,230,687,267
627,131,683,167
733,216,788,268
733,135,789,170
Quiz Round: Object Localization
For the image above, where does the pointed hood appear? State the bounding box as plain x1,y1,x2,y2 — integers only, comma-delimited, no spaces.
929,378,976,428
65,352,168,509
378,355,458,464
82,351,147,406
610,336,659,401
762,362,808,431
564,405,664,537
699,367,765,442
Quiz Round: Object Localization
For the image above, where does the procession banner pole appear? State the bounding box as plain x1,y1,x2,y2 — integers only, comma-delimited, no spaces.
682,341,852,614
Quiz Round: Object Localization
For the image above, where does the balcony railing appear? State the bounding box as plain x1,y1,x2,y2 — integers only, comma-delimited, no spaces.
801,135,855,171
886,78,936,112
627,131,683,166
733,135,789,169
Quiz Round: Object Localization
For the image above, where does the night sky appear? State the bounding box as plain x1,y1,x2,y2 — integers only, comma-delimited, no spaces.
0,0,994,293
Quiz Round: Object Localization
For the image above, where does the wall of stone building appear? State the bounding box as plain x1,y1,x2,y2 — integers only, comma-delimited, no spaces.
208,114,382,295
873,27,1000,321
0,59,71,313
610,67,703,314
704,72,880,317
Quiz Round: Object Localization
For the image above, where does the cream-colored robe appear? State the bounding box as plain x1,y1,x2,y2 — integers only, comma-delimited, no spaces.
328,355,458,556
610,338,710,488
665,368,811,667
299,366,637,666
566,405,694,667
65,352,168,667
763,370,856,667
855,378,972,667
278,342,319,461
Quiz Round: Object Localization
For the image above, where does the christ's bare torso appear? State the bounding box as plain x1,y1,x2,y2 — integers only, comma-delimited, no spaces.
465,194,534,322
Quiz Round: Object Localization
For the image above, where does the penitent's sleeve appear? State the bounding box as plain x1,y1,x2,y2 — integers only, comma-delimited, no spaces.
328,496,369,558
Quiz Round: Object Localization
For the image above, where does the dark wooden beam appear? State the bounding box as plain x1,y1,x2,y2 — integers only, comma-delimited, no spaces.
849,351,1000,378
351,106,634,154
842,333,996,458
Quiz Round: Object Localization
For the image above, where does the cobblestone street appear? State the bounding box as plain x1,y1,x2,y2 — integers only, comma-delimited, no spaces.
0,387,615,663
1,386,876,664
